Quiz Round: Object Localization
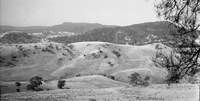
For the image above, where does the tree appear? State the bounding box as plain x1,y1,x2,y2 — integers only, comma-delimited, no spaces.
153,0,200,83
26,76,43,91
29,76,43,86
57,80,66,89
76,74,81,77
15,82,21,92
15,82,21,87
108,75,115,80
128,73,149,87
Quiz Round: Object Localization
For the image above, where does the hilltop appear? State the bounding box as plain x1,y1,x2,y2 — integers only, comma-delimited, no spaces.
0,22,115,34
0,31,41,44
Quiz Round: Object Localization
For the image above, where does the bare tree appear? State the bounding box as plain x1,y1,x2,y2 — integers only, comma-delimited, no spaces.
152,0,200,83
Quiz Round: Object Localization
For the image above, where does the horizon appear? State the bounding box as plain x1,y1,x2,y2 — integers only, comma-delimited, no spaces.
0,0,161,27
0,20,167,27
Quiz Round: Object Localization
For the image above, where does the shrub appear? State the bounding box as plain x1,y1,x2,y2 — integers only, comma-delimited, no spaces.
101,74,107,77
15,82,21,92
144,76,150,81
108,75,115,80
57,80,66,89
89,98,97,101
76,74,81,77
35,88,43,91
112,50,121,58
16,88,20,92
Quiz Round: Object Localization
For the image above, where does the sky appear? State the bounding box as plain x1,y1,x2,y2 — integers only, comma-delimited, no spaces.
0,0,160,27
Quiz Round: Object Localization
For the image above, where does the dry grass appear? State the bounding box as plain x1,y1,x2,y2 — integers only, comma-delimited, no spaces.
1,84,199,101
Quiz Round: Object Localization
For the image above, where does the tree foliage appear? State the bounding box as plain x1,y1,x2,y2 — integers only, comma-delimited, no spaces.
57,79,66,89
26,76,43,91
15,82,21,92
15,82,21,87
128,73,149,87
153,0,200,83
29,76,43,86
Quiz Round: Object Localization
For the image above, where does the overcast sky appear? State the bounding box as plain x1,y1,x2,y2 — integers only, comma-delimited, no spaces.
0,0,160,26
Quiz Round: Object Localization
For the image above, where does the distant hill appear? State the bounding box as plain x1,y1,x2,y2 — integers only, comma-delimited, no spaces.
49,21,174,45
46,22,116,33
0,22,115,34
0,31,41,44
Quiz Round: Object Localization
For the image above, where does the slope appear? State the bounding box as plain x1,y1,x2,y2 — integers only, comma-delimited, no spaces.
0,42,170,82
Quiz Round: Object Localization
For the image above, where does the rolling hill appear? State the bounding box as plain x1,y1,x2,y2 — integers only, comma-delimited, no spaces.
0,42,169,82
49,21,174,45
0,31,41,44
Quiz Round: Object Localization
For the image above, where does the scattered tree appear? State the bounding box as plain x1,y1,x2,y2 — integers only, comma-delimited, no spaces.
76,74,81,77
16,88,20,92
57,79,66,89
152,0,200,83
15,82,21,92
112,50,121,58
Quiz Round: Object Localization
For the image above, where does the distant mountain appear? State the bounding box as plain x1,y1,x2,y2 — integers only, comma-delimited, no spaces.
0,31,40,44
49,21,174,45
0,22,115,34
46,22,116,33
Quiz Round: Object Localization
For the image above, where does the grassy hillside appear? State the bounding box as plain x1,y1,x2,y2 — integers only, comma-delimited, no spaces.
0,75,128,94
0,42,170,82
1,84,199,101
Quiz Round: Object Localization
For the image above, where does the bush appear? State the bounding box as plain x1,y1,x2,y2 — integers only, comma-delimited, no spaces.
89,98,97,101
35,88,43,91
76,74,81,77
16,88,20,92
57,80,66,89
128,73,149,87
108,75,115,80
112,50,121,58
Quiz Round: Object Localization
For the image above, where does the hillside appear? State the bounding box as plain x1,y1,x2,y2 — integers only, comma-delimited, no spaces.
0,31,41,44
0,42,169,82
0,75,128,94
49,21,173,45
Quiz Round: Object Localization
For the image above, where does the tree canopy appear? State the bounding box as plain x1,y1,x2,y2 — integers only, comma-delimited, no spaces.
153,0,200,83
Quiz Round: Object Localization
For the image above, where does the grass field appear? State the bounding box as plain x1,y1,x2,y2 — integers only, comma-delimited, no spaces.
1,84,199,101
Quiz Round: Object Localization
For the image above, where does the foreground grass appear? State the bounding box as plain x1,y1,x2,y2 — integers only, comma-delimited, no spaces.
1,84,199,101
